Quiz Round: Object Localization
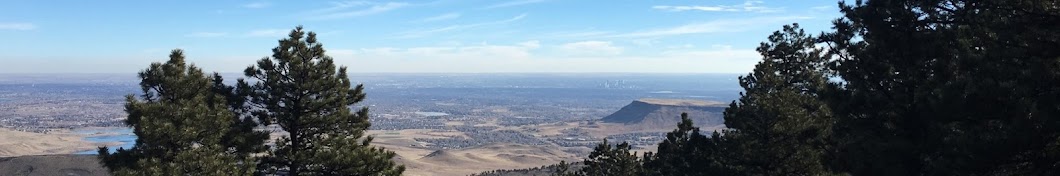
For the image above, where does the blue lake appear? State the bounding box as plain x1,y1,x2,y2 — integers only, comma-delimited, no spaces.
75,128,136,154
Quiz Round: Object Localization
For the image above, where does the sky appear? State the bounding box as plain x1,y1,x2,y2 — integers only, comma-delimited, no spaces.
0,0,841,73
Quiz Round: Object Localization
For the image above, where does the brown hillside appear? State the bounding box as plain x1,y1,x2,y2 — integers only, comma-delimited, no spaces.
0,154,107,176
409,143,577,176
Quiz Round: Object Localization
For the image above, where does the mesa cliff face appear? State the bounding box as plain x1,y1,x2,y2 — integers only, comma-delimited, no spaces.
601,98,727,129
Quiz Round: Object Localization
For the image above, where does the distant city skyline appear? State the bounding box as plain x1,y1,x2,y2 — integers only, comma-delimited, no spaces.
0,0,840,73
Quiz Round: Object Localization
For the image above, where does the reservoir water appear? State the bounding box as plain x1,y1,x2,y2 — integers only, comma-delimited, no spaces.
75,128,136,154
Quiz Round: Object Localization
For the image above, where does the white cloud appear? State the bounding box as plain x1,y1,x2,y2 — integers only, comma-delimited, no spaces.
242,2,271,9
544,30,613,39
0,23,36,30
245,29,288,37
654,6,737,12
323,42,760,73
185,32,228,38
359,42,539,59
309,1,372,14
667,44,696,49
559,41,623,55
483,0,545,9
397,14,527,38
653,1,783,13
811,5,832,11
517,40,541,49
630,38,658,46
711,44,733,50
418,12,461,22
308,2,408,20
612,16,812,38
329,49,357,57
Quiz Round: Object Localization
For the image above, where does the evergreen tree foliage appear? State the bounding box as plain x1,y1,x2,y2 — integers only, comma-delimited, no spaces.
209,74,270,160
822,0,1060,175
721,23,836,175
572,1,1059,175
642,113,733,176
98,49,258,176
242,26,404,175
577,139,643,176
551,160,576,176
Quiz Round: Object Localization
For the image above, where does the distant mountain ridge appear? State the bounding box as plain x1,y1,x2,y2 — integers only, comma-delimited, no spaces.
601,98,727,129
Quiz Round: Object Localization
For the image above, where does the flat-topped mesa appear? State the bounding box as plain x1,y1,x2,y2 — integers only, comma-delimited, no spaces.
636,98,727,107
601,98,728,128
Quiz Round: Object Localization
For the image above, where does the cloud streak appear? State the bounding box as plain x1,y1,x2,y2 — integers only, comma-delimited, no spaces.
245,29,288,37
611,16,811,38
653,1,783,13
185,32,228,38
307,1,409,20
329,43,758,73
559,41,623,55
483,0,545,9
242,2,271,9
418,12,461,22
0,23,36,30
397,14,527,38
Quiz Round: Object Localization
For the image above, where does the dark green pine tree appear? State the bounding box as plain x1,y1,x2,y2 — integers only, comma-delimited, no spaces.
551,160,576,176
822,0,1060,175
721,23,836,175
243,26,404,175
209,73,270,160
642,113,734,176
576,139,643,176
98,49,258,175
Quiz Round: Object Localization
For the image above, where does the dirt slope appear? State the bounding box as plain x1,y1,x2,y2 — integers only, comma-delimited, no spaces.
0,128,95,157
0,154,107,176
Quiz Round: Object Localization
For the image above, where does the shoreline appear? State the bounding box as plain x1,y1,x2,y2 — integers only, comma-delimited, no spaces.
69,127,135,154
0,126,134,157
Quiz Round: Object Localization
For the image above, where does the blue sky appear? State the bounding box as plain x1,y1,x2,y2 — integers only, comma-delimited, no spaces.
0,0,841,73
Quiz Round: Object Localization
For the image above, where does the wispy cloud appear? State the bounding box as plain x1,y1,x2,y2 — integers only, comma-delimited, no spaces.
811,5,832,11
245,29,288,37
185,32,228,38
308,1,372,14
611,16,811,38
346,41,542,61
242,2,271,9
483,0,545,9
418,12,461,22
542,30,614,40
328,43,759,73
397,14,527,38
0,23,36,30
653,1,783,13
307,1,409,20
559,41,623,55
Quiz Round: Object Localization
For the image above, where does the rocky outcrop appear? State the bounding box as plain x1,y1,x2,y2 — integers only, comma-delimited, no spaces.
601,98,727,129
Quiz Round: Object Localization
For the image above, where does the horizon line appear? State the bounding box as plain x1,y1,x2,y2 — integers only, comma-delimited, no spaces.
0,72,747,75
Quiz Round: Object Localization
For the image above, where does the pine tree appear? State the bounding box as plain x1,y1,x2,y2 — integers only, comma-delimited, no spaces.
243,26,404,175
98,49,258,176
551,160,575,176
569,1,1059,175
209,74,269,159
577,139,642,176
821,0,1060,175
642,113,733,176
721,23,836,175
